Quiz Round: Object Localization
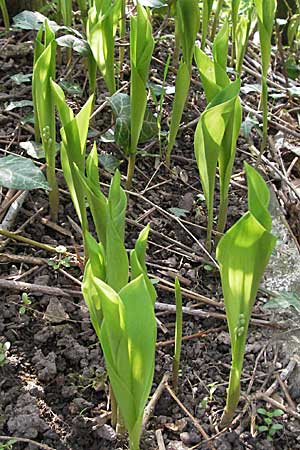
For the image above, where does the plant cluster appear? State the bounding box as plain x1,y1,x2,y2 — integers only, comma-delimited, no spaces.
0,0,289,448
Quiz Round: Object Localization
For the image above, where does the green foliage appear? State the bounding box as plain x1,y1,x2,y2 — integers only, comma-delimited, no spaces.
33,20,59,220
217,162,276,427
80,171,156,450
201,0,214,50
107,93,158,152
257,408,284,441
194,80,242,250
195,20,230,103
254,0,277,160
172,277,183,389
87,0,121,95
231,0,241,61
0,155,49,191
165,0,200,166
128,2,154,187
51,80,94,242
19,293,32,316
0,0,9,30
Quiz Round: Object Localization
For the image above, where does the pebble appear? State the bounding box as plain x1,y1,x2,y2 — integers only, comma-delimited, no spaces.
166,441,188,450
44,297,69,324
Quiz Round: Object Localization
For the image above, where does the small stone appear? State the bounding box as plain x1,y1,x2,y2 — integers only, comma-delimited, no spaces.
44,298,69,324
96,424,117,442
166,441,188,450
180,432,192,445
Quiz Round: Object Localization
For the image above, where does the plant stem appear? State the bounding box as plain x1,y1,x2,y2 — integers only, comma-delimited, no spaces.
119,0,126,78
46,162,59,222
0,0,9,31
211,0,224,40
172,278,182,390
220,334,246,428
256,76,268,167
110,385,118,429
216,196,228,236
126,153,136,190
0,228,66,254
206,208,213,253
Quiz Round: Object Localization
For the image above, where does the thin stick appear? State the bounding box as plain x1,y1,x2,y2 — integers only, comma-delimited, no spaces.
156,429,166,450
165,383,212,444
0,436,55,450
0,228,73,255
143,373,169,430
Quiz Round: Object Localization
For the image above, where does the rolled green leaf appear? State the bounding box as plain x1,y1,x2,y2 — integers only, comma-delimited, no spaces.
217,163,276,427
32,20,58,221
201,0,214,50
254,0,277,161
195,21,230,104
0,0,9,31
87,0,120,95
130,224,157,304
51,80,94,238
231,0,241,63
97,275,156,450
172,277,182,389
128,2,154,187
194,80,241,250
165,0,199,166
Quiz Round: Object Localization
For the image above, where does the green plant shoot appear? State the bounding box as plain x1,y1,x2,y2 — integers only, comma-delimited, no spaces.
172,277,182,390
195,20,230,104
87,0,120,95
235,6,253,76
127,2,154,188
211,0,225,40
201,0,214,50
0,0,9,31
32,20,59,221
254,0,277,163
217,162,276,427
51,80,94,245
194,81,242,251
165,0,200,167
80,171,156,450
231,0,241,64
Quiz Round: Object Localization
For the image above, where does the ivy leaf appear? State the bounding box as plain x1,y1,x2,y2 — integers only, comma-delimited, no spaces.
12,10,59,31
56,35,91,57
59,80,83,96
264,292,300,313
0,155,49,190
98,154,121,173
108,93,157,151
5,100,33,111
10,73,32,85
168,207,189,217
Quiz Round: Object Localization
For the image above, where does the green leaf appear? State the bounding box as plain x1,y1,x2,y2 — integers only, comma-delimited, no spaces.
0,155,49,191
271,409,284,417
130,3,154,155
98,154,120,173
254,0,277,78
176,0,200,67
108,93,157,151
13,10,59,31
52,80,94,232
245,162,272,231
98,274,156,450
20,141,45,159
130,224,157,304
263,292,300,313
258,425,269,432
5,100,33,111
168,207,188,217
10,72,32,85
56,34,91,56
59,79,83,96
216,166,276,424
87,0,119,95
257,408,267,415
